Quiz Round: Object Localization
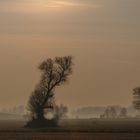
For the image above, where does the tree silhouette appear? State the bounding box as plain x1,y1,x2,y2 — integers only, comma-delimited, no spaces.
119,108,127,118
54,104,68,120
132,87,140,117
101,106,117,119
26,56,73,127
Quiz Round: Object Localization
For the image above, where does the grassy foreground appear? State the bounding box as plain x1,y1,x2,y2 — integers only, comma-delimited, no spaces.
1,119,140,140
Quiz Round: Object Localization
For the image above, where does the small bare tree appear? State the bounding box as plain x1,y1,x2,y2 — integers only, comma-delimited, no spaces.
118,108,127,118
101,106,117,119
27,56,73,127
54,104,68,120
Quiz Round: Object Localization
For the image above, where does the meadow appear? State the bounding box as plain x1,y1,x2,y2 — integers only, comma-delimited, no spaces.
0,119,140,140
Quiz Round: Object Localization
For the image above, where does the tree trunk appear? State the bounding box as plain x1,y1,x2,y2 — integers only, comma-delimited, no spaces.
36,108,45,120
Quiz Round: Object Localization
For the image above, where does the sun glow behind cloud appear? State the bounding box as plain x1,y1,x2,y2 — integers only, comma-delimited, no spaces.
0,0,88,13
46,0,81,8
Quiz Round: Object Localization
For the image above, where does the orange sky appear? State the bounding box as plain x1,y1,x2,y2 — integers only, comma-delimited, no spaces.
0,0,140,109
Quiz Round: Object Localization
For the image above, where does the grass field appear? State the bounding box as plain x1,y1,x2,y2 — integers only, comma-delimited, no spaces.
1,119,140,140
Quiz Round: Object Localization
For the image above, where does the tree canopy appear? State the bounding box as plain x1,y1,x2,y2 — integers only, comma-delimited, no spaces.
27,56,73,124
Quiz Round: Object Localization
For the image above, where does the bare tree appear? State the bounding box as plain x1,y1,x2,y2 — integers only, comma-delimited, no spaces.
54,104,68,120
27,56,73,125
133,87,140,117
110,107,117,118
102,108,110,119
101,106,117,119
118,108,127,118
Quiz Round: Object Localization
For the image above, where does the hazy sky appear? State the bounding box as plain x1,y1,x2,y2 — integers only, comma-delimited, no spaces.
0,0,140,109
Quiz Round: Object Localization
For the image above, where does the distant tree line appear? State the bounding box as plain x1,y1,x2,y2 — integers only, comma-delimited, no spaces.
0,105,25,115
100,106,127,119
71,106,136,119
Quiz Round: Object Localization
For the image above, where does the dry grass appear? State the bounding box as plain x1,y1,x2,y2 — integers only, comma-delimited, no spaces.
0,132,140,140
0,119,140,140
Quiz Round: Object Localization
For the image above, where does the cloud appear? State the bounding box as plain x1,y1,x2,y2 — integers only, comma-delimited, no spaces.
0,0,99,13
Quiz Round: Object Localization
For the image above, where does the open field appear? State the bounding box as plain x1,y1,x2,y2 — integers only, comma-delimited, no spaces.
1,132,140,140
1,119,140,139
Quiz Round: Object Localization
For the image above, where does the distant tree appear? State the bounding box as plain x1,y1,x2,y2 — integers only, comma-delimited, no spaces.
110,106,117,118
101,106,117,119
102,108,110,118
54,104,68,120
118,108,127,118
26,56,73,127
132,87,140,116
